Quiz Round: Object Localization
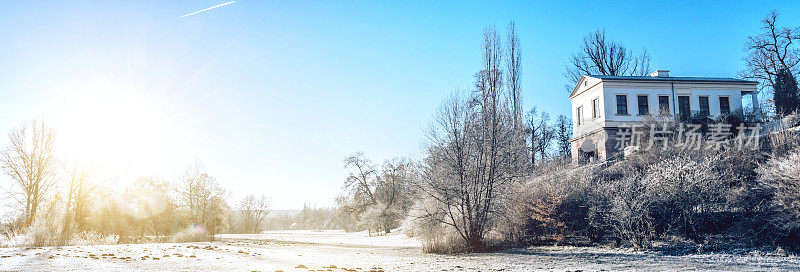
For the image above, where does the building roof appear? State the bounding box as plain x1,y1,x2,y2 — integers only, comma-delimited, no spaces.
589,75,759,84
569,74,759,99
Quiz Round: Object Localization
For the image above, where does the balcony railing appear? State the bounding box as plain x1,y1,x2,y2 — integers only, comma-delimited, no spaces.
677,108,761,124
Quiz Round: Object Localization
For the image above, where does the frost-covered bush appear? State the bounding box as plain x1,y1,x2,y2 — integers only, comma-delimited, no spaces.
361,205,388,235
20,197,68,247
0,198,114,247
509,162,602,243
170,225,212,243
758,148,800,244
640,155,727,243
600,151,754,248
600,174,654,248
783,112,800,128
769,112,800,156
508,145,775,249
68,231,118,246
403,199,465,253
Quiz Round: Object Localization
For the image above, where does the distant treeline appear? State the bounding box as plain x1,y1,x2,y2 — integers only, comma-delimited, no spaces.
0,121,272,246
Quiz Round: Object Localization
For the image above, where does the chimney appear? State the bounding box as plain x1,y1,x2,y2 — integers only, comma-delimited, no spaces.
650,70,670,77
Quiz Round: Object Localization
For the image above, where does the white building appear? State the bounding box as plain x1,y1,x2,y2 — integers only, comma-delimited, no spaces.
569,70,760,162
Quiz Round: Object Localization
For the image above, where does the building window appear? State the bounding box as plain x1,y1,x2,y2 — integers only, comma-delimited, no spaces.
576,106,583,125
699,96,710,116
616,95,628,115
678,96,690,120
592,98,600,119
719,96,730,115
637,95,649,115
658,95,670,115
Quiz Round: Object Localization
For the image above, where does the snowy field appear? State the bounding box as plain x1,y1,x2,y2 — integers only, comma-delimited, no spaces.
2,230,800,271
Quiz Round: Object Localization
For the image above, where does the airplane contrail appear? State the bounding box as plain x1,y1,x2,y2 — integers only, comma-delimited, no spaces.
181,1,236,18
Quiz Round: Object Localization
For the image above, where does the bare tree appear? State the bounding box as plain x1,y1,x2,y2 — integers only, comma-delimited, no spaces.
741,10,800,89
373,158,415,233
525,108,555,166
419,89,516,252
525,107,540,166
740,10,800,117
505,21,530,173
132,177,177,238
1,120,57,230
177,165,229,239
415,27,521,252
342,153,378,224
475,26,504,113
420,92,479,250
341,153,415,234
506,22,523,129
564,29,651,88
236,194,270,233
61,162,98,242
535,112,555,161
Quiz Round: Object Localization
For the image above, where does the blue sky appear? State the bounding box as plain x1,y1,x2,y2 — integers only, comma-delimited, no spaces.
0,1,798,209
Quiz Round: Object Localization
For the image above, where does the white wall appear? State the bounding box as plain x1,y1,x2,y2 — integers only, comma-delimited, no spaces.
689,89,744,117
571,79,606,138
570,77,755,139
603,88,675,122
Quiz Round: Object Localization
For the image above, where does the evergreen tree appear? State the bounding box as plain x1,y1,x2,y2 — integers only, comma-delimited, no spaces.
555,115,572,158
774,68,800,116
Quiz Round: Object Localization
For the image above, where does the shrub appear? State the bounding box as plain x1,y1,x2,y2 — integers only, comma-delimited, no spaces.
769,113,800,157
508,144,779,250
403,200,465,253
170,225,212,243
601,175,654,248
68,231,118,246
509,162,602,244
641,155,727,243
757,148,800,245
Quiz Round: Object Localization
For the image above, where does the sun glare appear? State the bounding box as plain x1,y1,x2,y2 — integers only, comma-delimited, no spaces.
51,89,180,183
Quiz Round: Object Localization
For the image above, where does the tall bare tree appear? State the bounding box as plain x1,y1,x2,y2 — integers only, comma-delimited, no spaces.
475,26,504,112
1,120,57,230
506,22,523,129
416,26,520,252
740,10,800,117
741,10,800,89
564,29,651,89
505,21,529,172
420,89,517,251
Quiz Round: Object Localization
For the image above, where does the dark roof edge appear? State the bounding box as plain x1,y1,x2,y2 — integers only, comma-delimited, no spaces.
590,75,758,84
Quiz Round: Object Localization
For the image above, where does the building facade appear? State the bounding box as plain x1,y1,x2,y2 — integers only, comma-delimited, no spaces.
569,70,760,163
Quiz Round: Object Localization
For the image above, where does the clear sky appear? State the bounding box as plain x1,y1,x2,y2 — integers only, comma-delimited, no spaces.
1,1,798,210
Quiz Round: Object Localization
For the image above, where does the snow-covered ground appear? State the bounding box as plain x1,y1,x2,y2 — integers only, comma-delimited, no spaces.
221,230,421,248
2,230,800,271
